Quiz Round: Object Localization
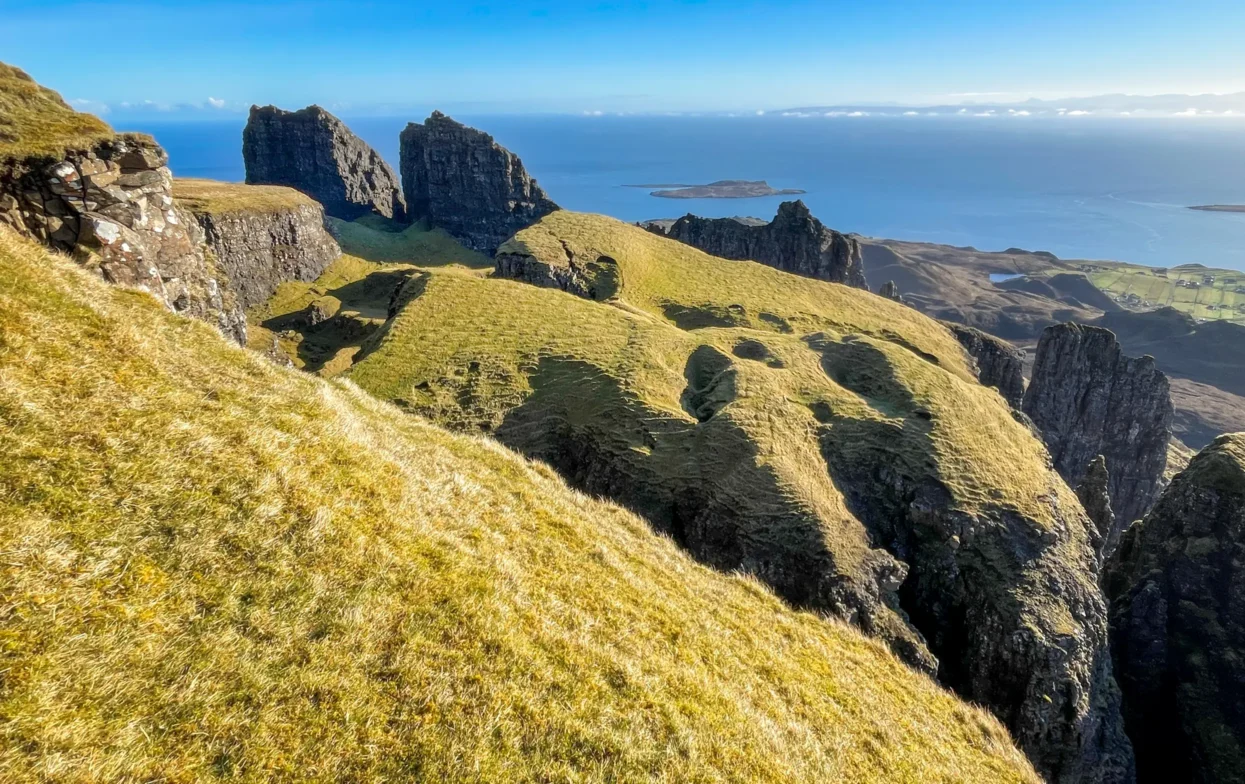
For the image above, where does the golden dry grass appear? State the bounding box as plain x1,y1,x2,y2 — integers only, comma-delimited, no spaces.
0,227,1039,782
0,62,113,160
174,177,319,215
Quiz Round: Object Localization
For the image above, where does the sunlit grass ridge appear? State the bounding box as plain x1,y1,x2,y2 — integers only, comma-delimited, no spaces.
0,226,1037,781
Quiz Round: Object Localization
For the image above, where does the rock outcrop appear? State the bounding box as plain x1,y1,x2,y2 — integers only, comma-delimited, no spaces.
399,111,558,253
243,105,406,222
645,201,868,289
946,323,1026,408
877,279,901,301
1108,433,1245,784
1023,323,1173,526
1,79,246,344
175,179,341,311
1077,455,1118,563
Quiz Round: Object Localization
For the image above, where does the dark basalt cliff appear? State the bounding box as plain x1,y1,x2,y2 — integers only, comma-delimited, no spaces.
399,111,558,253
243,105,406,222
182,198,341,311
1077,455,1118,563
946,323,1026,408
2,133,246,344
1108,433,1245,784
646,201,869,289
1023,323,1173,527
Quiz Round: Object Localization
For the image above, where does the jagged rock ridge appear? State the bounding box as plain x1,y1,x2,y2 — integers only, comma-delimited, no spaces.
1108,433,1245,784
243,105,407,222
946,322,1026,408
645,200,868,289
1023,323,1173,527
399,111,558,253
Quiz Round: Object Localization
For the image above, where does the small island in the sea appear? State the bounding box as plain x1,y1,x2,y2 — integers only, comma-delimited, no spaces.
1189,205,1245,213
626,180,806,199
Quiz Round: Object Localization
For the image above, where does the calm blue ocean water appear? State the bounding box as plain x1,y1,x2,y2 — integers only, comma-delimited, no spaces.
120,115,1245,270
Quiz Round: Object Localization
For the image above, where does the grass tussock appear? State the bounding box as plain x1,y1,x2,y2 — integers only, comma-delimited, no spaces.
174,177,319,215
0,62,113,160
0,227,1039,782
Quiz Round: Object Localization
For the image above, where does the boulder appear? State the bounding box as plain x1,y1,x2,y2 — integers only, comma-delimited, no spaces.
646,201,868,289
243,105,406,222
1023,323,1173,526
399,111,558,253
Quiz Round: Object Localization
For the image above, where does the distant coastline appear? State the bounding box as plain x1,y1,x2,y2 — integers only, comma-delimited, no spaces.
625,179,806,199
1189,205,1245,213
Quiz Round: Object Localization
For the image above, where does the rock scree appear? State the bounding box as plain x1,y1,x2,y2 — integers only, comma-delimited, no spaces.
399,111,559,253
645,200,869,289
243,105,407,222
1023,323,1173,527
1108,433,1245,784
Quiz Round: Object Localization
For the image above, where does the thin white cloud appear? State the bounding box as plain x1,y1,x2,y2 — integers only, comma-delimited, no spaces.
207,96,226,109
70,98,110,115
903,111,919,116
1174,108,1198,116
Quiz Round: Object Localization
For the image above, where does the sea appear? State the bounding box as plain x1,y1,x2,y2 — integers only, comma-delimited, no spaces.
118,114,1245,271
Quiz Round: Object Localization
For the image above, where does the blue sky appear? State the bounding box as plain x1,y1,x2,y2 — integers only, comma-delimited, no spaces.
4,0,1245,115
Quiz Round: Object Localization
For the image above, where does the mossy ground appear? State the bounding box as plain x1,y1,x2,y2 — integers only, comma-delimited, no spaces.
174,177,319,215
0,62,113,160
246,218,489,376
0,226,1038,782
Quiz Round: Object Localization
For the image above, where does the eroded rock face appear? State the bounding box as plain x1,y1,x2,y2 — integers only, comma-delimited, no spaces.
188,202,341,311
1108,433,1245,784
1,135,246,343
1077,455,1118,563
243,105,406,222
946,323,1026,408
1023,323,1173,525
646,201,868,289
399,112,558,253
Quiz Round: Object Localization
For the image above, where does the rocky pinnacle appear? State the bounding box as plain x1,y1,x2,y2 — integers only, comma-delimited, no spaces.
399,111,559,253
243,105,406,222
1023,323,1173,527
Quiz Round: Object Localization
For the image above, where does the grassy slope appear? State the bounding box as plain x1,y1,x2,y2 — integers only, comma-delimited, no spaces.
174,177,319,215
481,212,1061,522
0,62,113,160
0,226,1038,782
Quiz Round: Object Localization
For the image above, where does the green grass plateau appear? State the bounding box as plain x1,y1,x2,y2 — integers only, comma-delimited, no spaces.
1060,260,1245,324
174,178,321,215
0,225,1039,782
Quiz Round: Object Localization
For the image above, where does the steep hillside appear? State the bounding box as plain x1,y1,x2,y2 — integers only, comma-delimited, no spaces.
0,226,1041,782
1109,433,1245,783
352,211,1134,782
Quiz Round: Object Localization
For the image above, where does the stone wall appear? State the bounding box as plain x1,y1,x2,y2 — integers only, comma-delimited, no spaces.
190,202,341,311
1,135,246,343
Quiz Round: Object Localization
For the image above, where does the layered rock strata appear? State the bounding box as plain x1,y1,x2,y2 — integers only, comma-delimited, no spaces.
1109,433,1245,784
243,105,406,222
399,111,558,253
645,200,868,289
1023,323,1173,526
1,133,245,343
179,185,341,311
